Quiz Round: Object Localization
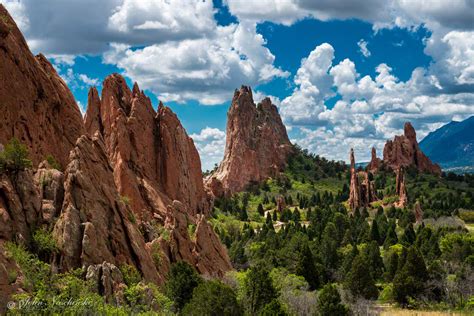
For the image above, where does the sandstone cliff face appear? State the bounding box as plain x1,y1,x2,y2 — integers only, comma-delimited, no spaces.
53,134,162,284
84,75,209,217
383,123,441,175
207,86,293,196
348,149,377,211
0,5,231,306
83,75,230,278
0,5,84,168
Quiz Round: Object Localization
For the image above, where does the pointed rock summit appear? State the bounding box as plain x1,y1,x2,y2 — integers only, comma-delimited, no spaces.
84,74,209,217
206,86,293,196
0,5,232,308
366,147,382,173
383,122,441,175
348,149,378,211
0,5,84,168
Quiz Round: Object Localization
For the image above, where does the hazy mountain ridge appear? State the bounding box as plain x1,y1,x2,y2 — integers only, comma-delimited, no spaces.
420,116,474,171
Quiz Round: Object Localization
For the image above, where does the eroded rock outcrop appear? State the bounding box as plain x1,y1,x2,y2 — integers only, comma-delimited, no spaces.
34,161,64,224
348,149,377,211
0,5,84,168
366,147,382,173
83,75,230,278
414,201,423,223
84,75,209,218
206,86,293,196
0,4,232,308
53,134,162,284
383,123,441,175
395,168,408,208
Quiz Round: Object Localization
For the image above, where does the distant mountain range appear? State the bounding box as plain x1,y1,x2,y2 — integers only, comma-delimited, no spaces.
420,116,474,173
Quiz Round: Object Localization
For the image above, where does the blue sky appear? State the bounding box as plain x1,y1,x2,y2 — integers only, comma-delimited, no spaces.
3,0,473,171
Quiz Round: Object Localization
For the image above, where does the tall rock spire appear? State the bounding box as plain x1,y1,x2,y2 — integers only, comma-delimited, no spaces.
348,148,378,211
206,86,293,196
367,147,382,173
349,149,361,211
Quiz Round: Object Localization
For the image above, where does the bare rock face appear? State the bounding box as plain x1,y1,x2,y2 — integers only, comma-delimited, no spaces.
157,104,209,215
84,75,209,218
395,168,408,208
194,214,232,276
366,147,382,173
0,171,41,243
0,5,84,168
53,134,162,284
34,161,64,224
348,149,377,211
276,195,286,213
414,201,423,223
86,262,126,306
348,149,361,211
383,123,441,175
158,201,232,278
83,75,229,279
207,86,293,196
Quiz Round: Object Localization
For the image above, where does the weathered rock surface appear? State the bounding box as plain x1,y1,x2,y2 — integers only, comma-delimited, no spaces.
366,147,382,173
83,75,230,279
414,201,423,223
206,86,293,196
86,262,126,306
84,75,209,217
0,5,84,168
276,195,286,213
0,171,41,243
53,134,162,284
0,5,232,304
35,161,64,224
395,168,408,208
158,201,232,278
348,149,377,211
383,122,441,175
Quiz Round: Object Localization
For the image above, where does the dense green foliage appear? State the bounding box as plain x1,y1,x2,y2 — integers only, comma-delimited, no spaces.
317,283,348,316
181,280,242,316
210,149,474,313
3,139,473,314
0,138,32,173
165,261,202,311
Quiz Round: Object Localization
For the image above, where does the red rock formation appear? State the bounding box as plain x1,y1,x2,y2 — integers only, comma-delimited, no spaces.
349,149,361,211
395,168,408,208
34,161,65,224
414,201,423,222
84,75,209,217
348,149,378,211
0,5,232,304
207,86,293,196
157,104,209,215
366,147,382,173
53,134,162,284
0,5,84,168
83,75,230,278
383,122,441,175
276,195,286,213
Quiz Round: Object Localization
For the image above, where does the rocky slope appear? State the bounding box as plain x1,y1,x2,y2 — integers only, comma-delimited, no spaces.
383,122,441,175
84,74,209,218
206,86,293,196
0,4,231,310
419,116,474,170
0,5,84,168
